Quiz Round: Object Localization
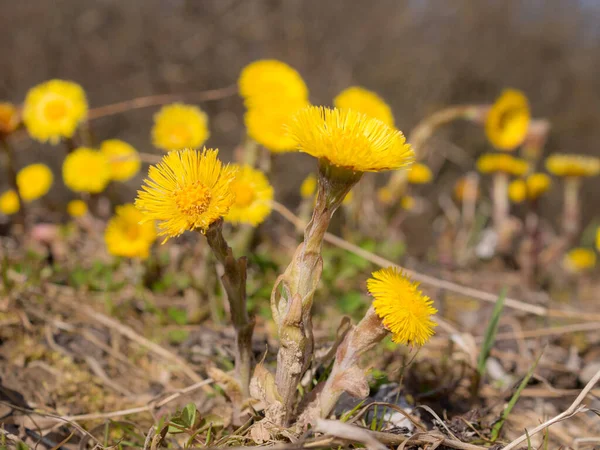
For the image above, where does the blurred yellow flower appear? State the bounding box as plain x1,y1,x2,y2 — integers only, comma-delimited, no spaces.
485,89,530,151
400,195,416,210
377,186,393,205
63,147,112,193
23,79,87,144
334,86,394,127
245,99,310,152
225,165,273,226
100,139,141,182
545,154,600,178
0,102,20,135
17,163,53,202
563,248,596,273
367,267,437,346
526,173,551,199
0,190,19,215
476,153,529,176
67,199,88,218
105,204,157,259
596,228,600,252
152,103,210,151
238,59,308,106
136,148,237,241
407,163,432,184
300,173,317,199
288,106,414,173
508,179,526,204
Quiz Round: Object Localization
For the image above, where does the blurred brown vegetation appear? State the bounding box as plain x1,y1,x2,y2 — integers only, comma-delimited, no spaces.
1,0,599,233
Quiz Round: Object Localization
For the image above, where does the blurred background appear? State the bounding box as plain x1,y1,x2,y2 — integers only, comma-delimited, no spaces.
2,0,600,245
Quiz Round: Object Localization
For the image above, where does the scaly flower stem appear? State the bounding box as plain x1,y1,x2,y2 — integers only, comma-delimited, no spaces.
492,172,509,232
297,307,387,428
271,161,360,425
0,137,27,231
563,177,580,241
205,220,254,398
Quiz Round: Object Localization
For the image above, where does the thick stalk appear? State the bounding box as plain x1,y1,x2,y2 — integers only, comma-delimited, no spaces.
0,137,26,231
492,172,509,232
563,177,580,242
271,162,360,425
297,307,387,428
205,220,254,398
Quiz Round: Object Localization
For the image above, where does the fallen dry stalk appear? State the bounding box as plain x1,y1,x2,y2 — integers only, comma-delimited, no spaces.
271,201,600,322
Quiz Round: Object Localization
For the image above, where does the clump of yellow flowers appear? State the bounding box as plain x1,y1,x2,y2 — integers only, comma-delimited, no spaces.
152,103,210,151
23,79,88,144
105,204,157,259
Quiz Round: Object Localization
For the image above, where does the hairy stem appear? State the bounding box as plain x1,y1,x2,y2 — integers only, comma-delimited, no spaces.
205,220,254,398
492,172,509,232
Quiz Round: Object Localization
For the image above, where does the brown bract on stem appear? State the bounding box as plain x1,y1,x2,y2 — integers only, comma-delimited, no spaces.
269,161,361,426
0,136,27,231
204,219,255,399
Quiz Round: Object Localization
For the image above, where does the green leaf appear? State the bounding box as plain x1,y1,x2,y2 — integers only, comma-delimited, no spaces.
167,307,188,325
181,402,197,429
167,329,190,344
490,350,543,441
477,287,507,376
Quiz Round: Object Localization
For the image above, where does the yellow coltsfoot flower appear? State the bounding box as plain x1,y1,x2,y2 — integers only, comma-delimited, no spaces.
525,173,551,199
17,163,53,202
0,102,20,135
563,248,596,274
225,164,273,226
287,106,414,173
367,267,437,346
238,59,308,106
407,163,433,184
23,79,88,144
476,153,529,177
105,204,157,259
100,139,141,181
300,173,317,199
63,147,112,193
136,148,237,241
485,89,530,150
0,190,20,215
152,103,210,151
334,86,394,127
67,199,88,218
508,179,527,204
545,154,600,178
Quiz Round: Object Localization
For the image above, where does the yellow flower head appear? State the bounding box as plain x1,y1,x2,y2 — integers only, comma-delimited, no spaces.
526,173,551,199
105,204,157,260
152,103,210,151
563,248,596,273
476,153,529,176
485,89,530,150
67,199,88,218
245,99,310,152
0,190,19,215
136,148,237,241
17,163,53,202
300,173,317,199
454,176,480,202
0,102,20,135
407,163,433,184
377,186,394,205
287,106,414,173
400,195,416,211
238,59,308,106
545,154,600,178
23,79,88,144
334,86,394,127
63,147,112,193
225,164,273,226
367,267,437,346
100,139,141,182
508,179,526,204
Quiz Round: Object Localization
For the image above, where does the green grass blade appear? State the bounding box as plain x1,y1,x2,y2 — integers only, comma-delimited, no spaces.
477,287,507,376
490,350,543,441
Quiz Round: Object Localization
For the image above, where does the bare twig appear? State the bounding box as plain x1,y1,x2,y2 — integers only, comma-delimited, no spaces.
502,367,600,450
313,419,387,450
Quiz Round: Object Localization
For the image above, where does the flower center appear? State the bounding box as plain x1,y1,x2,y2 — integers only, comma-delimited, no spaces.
232,182,255,208
174,181,212,217
169,124,191,146
44,99,68,121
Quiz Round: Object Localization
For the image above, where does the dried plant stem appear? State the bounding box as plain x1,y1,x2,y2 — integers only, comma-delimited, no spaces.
0,136,26,231
205,220,254,398
298,307,387,427
562,176,580,241
387,104,488,196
